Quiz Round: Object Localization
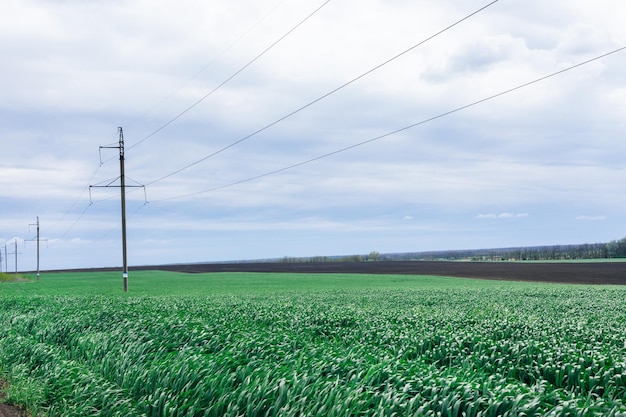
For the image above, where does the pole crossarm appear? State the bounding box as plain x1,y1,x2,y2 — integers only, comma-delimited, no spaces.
89,183,147,204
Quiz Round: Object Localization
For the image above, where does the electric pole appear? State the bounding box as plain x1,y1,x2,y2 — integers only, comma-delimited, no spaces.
8,240,21,275
90,127,144,292
28,216,44,280
119,128,128,292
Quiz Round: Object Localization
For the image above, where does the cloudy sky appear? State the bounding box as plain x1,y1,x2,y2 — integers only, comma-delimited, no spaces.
1,0,625,271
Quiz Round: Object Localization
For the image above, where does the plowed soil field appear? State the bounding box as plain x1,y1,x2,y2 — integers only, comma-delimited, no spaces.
144,260,626,285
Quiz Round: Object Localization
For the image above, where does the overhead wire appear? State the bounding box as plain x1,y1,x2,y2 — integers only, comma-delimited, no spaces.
41,0,305,250
149,45,626,203
144,0,500,187
124,0,290,134
128,0,332,152
49,164,101,230
45,151,111,248
94,202,148,243
49,203,93,246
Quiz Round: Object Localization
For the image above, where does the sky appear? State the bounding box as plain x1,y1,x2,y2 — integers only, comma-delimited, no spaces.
1,0,626,271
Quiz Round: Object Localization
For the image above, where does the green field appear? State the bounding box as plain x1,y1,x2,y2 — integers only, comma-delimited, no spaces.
1,271,626,416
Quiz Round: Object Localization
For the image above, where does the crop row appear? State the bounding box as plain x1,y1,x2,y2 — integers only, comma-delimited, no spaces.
1,287,626,416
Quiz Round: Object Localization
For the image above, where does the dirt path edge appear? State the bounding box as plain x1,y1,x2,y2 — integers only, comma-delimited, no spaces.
0,381,28,417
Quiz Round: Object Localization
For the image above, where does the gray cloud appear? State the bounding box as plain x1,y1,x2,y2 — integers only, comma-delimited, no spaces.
1,0,625,269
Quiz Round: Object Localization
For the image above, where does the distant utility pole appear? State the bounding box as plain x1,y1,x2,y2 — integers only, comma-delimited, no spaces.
8,239,21,275
90,127,145,292
28,216,45,280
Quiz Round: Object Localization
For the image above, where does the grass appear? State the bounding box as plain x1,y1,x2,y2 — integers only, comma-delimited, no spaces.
1,271,626,416
0,272,29,283
0,269,543,297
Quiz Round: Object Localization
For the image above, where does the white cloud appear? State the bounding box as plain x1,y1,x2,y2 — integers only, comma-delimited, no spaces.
477,213,529,220
501,213,529,219
576,215,607,221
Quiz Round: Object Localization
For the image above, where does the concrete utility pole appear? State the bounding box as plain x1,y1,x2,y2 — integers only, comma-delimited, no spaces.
119,129,128,292
91,127,144,292
8,240,20,275
29,216,43,280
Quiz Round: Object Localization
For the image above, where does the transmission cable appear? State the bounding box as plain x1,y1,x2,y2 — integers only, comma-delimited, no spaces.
150,45,626,203
44,159,106,248
144,0,500,187
128,0,332,152
47,202,93,248
50,164,101,227
48,131,128,244
94,202,147,243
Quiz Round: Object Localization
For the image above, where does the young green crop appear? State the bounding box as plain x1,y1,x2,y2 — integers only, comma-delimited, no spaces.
1,270,537,296
0,273,29,283
1,274,626,416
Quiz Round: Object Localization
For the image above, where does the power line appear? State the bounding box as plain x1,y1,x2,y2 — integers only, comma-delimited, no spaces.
128,0,332,152
48,183,145,249
124,0,289,134
144,0,500,187
94,202,148,243
48,133,145,248
49,203,93,246
46,153,119,245
47,128,124,238
150,45,626,203
48,164,101,232
101,4,296,167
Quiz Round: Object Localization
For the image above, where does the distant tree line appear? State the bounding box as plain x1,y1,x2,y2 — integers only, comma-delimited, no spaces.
396,242,612,262
278,239,626,263
279,251,382,264
413,238,626,261
382,238,626,261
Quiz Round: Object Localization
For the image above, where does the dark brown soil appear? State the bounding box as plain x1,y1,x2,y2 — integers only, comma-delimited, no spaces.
52,260,626,285
0,381,27,417
0,404,25,417
144,260,626,285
